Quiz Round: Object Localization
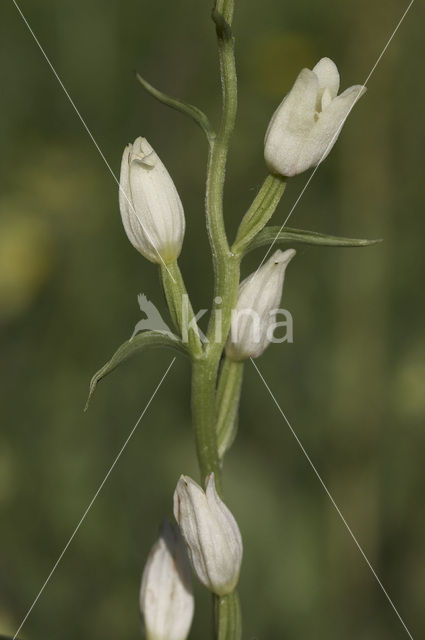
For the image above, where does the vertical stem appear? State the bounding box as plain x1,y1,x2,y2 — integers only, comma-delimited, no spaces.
190,4,242,638
191,0,240,489
191,355,222,488
232,174,287,255
160,261,202,357
215,0,234,24
216,357,244,458
190,251,240,494
214,592,242,640
205,1,239,345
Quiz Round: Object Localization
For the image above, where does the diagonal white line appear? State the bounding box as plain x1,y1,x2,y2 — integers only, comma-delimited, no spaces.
12,357,176,640
250,358,414,640
11,0,176,283
257,0,415,270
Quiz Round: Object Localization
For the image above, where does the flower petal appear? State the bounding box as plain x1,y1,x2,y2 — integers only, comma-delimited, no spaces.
264,69,318,176
312,57,340,98
298,84,366,169
174,474,243,596
140,520,194,640
321,87,333,111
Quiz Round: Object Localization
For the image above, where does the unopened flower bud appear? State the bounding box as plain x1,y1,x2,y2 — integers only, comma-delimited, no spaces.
226,249,295,361
140,520,194,640
119,137,185,263
173,473,243,596
264,57,366,177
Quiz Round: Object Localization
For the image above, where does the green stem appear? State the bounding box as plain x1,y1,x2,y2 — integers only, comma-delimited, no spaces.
214,592,242,640
190,3,244,638
191,0,241,488
206,254,240,360
214,0,234,23
216,357,244,458
232,174,287,255
191,355,222,489
160,261,202,357
205,3,238,345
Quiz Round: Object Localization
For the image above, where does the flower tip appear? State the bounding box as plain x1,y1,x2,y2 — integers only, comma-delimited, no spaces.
272,248,296,265
316,55,337,68
298,67,317,83
132,136,155,159
133,135,147,146
180,474,193,487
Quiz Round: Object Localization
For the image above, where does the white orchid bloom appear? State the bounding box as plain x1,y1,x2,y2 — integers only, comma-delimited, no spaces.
174,473,243,596
226,249,295,361
119,137,185,263
140,520,194,640
264,57,366,176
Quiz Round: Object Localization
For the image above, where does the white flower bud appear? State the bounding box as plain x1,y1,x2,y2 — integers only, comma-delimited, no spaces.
140,520,194,640
119,137,185,263
264,57,366,177
173,473,243,596
226,249,295,361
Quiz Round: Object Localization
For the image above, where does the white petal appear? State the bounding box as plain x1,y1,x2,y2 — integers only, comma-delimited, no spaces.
118,137,185,263
174,474,243,596
205,474,243,581
264,69,318,176
140,521,194,640
129,139,185,262
226,250,295,360
298,84,366,169
174,476,212,589
321,87,333,111
312,57,340,97
118,144,133,237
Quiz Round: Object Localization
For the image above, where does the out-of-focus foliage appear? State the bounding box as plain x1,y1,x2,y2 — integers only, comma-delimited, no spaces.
0,0,424,638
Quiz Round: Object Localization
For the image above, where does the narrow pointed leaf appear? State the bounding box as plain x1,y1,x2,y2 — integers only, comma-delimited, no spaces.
246,225,382,253
136,73,215,142
85,330,188,410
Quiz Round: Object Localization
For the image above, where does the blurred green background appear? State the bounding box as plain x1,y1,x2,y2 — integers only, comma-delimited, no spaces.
1,0,424,638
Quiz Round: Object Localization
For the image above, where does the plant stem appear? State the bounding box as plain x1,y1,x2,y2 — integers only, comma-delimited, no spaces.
232,174,287,255
191,354,222,488
160,261,203,357
205,2,238,346
214,592,242,640
191,0,240,488
189,3,243,638
216,357,244,458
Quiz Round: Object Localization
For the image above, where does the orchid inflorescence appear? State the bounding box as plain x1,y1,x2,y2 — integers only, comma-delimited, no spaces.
88,3,377,638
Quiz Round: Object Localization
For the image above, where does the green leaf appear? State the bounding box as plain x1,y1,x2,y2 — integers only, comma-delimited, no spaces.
85,331,188,410
136,73,215,143
245,225,382,253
